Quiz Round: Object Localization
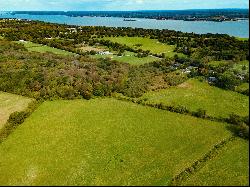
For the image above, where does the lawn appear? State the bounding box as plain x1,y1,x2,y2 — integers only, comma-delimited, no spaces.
16,41,75,56
92,51,159,65
103,37,184,58
182,139,249,186
139,79,249,118
0,92,33,129
0,98,234,186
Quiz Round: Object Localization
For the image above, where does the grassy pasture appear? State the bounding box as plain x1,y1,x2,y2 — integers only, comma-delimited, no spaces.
103,36,184,57
0,92,33,129
16,41,74,56
233,60,249,71
0,98,234,186
139,79,249,118
93,51,159,65
208,60,232,67
182,139,249,186
235,83,249,93
208,60,249,70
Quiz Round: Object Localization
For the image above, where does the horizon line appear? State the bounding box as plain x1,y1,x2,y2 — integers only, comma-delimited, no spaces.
3,8,249,12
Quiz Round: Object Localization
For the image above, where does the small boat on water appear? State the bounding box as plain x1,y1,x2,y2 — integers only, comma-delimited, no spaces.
123,19,137,21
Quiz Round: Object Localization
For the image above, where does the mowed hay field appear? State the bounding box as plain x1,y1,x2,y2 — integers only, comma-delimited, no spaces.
182,139,249,186
104,37,184,57
0,92,33,128
0,98,234,186
16,41,74,56
139,79,249,118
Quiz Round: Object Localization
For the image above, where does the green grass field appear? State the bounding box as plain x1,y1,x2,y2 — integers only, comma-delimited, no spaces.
182,139,249,186
92,51,159,65
235,37,249,41
233,60,249,71
0,92,33,129
16,41,74,56
208,60,249,70
103,37,184,57
0,98,234,186
208,60,232,67
139,79,249,118
235,83,249,93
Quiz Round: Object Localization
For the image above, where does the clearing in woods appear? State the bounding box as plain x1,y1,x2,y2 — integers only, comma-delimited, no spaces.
16,41,75,56
103,36,185,57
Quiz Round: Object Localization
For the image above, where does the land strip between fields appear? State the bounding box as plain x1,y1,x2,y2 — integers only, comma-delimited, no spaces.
169,136,237,186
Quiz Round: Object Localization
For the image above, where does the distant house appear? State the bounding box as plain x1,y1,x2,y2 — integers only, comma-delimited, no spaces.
173,63,181,68
183,69,191,74
182,66,194,74
67,27,77,33
208,77,217,83
98,51,112,55
236,74,245,81
19,40,27,43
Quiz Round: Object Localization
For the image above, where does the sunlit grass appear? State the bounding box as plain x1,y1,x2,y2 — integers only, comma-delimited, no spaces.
0,98,232,186
182,138,249,186
0,92,33,128
16,41,74,56
103,36,185,57
139,79,249,118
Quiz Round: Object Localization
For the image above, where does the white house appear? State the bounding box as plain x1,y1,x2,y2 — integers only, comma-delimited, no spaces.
98,51,113,55
19,40,27,43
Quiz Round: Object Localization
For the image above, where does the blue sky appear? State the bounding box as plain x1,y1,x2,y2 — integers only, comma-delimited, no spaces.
0,0,249,11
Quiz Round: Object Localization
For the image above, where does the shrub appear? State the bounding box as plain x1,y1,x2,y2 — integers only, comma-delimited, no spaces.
167,105,187,114
243,116,249,126
226,114,249,139
194,109,207,118
232,124,249,139
7,111,29,125
227,114,243,125
76,83,93,100
0,100,41,143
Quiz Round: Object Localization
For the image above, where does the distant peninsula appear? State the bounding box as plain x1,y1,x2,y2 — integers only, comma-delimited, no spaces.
11,9,249,22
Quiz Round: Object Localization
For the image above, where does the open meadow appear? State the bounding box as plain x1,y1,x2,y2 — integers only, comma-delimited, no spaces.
0,98,236,186
0,92,33,129
92,51,159,65
16,41,75,56
103,37,184,57
139,79,249,118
